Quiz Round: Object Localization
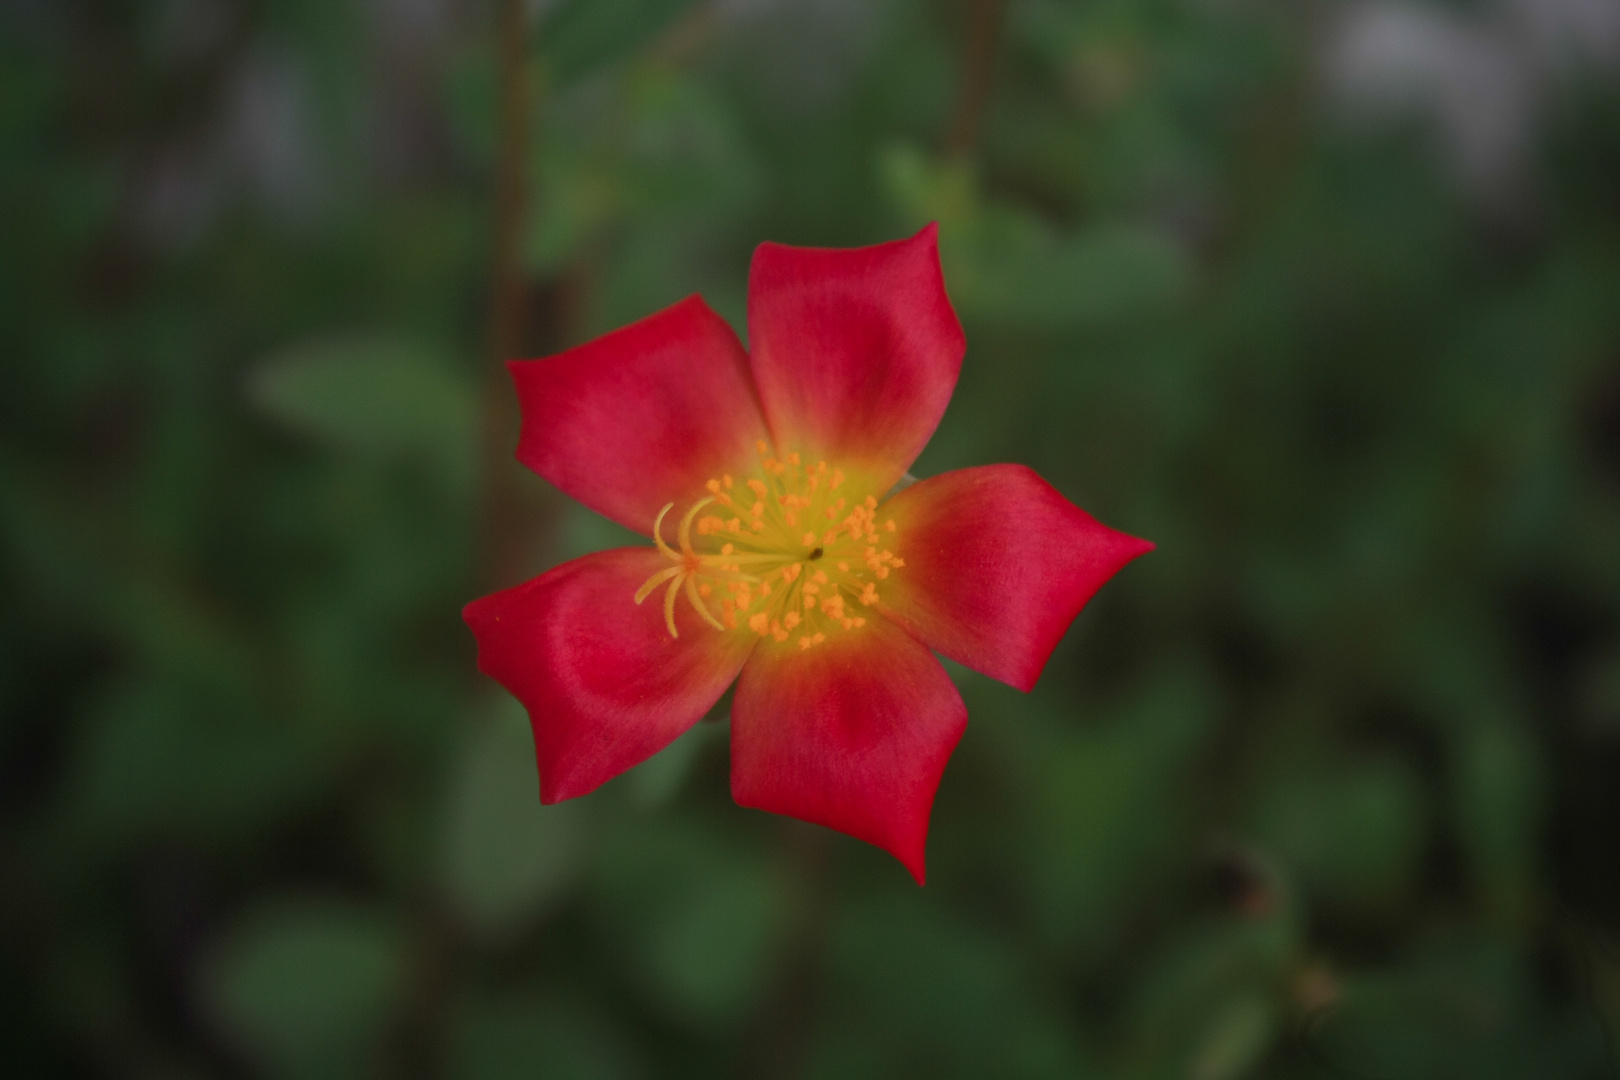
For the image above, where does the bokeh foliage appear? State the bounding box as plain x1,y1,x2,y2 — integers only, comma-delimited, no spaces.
4,0,1620,1077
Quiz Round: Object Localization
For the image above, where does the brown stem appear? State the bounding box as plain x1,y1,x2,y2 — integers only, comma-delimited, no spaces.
478,0,537,592
392,4,535,1076
943,0,1011,160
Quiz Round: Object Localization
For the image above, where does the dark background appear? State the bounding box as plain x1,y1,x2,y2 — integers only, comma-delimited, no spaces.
5,0,1620,1077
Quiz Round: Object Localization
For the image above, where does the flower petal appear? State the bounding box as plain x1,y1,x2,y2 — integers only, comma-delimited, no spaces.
729,618,967,884
464,548,755,803
747,224,964,490
510,295,769,535
877,465,1153,693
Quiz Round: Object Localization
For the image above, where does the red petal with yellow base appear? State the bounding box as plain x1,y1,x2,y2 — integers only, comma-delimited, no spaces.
729,613,967,884
876,464,1154,693
464,547,756,803
509,295,769,536
747,225,964,492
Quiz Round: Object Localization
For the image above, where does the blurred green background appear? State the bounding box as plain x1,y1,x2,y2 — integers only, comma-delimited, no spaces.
6,0,1620,1076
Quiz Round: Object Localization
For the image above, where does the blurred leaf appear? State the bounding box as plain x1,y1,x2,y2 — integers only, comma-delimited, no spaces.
880,142,1192,328
247,334,477,484
60,678,330,853
1007,657,1219,957
1309,935,1598,1080
814,892,1093,1078
447,992,647,1080
1452,717,1544,925
202,899,409,1080
1126,918,1297,1074
1248,755,1427,913
594,820,785,1032
540,0,697,87
554,501,646,563
441,698,587,942
625,715,725,809
1187,990,1277,1080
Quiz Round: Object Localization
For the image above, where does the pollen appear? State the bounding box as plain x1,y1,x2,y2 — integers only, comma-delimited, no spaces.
632,451,905,643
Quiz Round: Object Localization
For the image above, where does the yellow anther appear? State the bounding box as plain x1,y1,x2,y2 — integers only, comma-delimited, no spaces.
756,440,768,453
636,456,896,646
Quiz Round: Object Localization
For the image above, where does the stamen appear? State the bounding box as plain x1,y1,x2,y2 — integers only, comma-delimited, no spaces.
633,460,903,642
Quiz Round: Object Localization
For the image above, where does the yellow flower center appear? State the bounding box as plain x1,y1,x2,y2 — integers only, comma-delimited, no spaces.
633,440,904,651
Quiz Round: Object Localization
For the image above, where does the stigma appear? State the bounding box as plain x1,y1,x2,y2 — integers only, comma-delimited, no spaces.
632,443,904,647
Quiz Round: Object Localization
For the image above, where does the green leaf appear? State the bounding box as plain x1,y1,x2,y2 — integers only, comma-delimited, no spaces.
1248,755,1427,913
1452,717,1544,925
248,334,477,482
540,0,697,87
1187,991,1277,1080
61,678,330,854
593,821,786,1032
447,993,647,1080
440,698,587,942
202,900,409,1080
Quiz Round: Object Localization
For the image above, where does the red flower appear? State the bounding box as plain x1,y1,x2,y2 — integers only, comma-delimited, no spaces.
464,225,1151,883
